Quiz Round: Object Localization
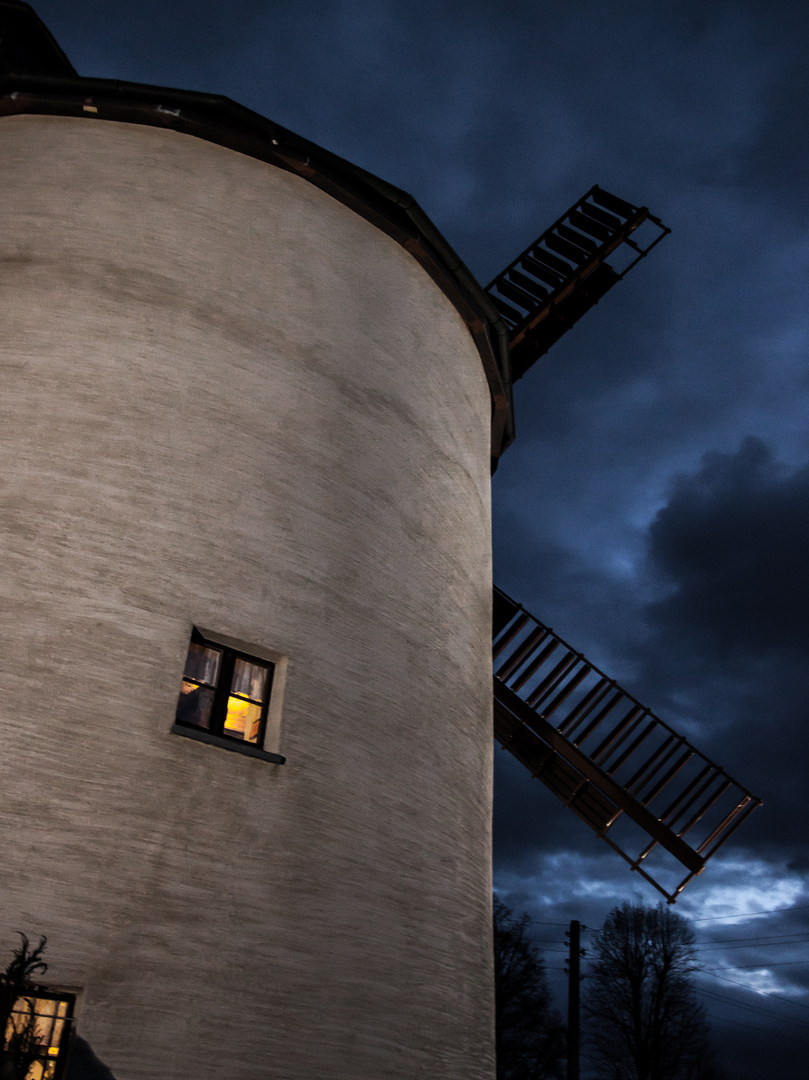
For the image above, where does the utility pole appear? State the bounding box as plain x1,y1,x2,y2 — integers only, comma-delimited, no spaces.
566,919,581,1080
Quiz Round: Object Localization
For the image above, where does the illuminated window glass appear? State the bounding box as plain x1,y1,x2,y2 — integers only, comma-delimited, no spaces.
175,631,274,748
4,991,74,1080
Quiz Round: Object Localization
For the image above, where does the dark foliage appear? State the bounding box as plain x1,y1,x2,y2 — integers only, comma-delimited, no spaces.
584,903,721,1080
0,934,48,1080
494,897,566,1080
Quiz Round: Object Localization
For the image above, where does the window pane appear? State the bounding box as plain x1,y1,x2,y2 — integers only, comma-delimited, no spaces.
176,682,215,729
183,642,221,687
32,1001,59,1045
32,998,57,1019
231,658,268,703
224,696,263,744
6,995,71,1080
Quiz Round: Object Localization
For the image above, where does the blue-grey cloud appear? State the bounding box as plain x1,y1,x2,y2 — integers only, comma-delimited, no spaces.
647,438,809,654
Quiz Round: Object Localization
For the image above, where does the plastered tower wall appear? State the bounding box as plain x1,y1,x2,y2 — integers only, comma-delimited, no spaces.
0,114,494,1079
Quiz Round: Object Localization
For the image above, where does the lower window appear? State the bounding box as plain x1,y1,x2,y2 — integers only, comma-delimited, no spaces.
4,990,75,1080
175,630,274,748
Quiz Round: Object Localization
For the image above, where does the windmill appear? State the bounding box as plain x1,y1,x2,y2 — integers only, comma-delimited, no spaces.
0,4,759,1080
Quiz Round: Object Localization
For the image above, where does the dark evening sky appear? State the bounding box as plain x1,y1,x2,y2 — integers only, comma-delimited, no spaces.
19,2,809,1076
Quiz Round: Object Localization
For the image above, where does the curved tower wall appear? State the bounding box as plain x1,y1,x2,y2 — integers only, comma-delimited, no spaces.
0,114,494,1079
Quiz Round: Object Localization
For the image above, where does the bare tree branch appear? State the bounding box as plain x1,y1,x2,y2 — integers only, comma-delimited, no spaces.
584,903,723,1080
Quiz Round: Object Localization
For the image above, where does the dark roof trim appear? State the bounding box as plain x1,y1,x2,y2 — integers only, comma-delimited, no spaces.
0,20,515,464
0,1,77,78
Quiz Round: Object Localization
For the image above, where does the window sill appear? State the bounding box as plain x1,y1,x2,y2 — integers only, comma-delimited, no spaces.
171,723,285,764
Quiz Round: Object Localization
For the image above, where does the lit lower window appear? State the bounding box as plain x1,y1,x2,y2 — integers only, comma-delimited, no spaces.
4,991,74,1080
175,631,274,747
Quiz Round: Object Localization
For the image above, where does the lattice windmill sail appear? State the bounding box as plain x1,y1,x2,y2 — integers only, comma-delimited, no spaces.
487,189,759,899
486,185,670,382
493,587,762,902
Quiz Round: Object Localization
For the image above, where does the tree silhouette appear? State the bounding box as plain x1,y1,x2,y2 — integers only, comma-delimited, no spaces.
584,902,721,1080
494,897,566,1080
0,934,48,1080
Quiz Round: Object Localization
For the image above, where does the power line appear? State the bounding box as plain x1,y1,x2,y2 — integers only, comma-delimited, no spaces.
696,932,809,948
703,1005,809,1042
691,904,809,922
699,987,809,1032
714,960,809,969
698,941,809,953
698,968,809,1011
699,944,809,953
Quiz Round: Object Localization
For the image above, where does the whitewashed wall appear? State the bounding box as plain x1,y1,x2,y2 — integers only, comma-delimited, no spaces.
0,115,494,1080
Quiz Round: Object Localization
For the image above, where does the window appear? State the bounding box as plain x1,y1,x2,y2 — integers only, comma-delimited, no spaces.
4,990,75,1080
172,629,285,763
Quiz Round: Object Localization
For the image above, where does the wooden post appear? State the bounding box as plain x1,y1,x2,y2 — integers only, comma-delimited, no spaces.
567,920,580,1080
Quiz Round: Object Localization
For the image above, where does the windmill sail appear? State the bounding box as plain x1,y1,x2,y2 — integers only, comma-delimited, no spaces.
493,586,761,902
486,186,670,381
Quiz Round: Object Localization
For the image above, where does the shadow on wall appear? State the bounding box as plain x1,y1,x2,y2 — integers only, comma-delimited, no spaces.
65,1037,118,1080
